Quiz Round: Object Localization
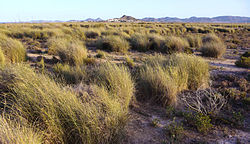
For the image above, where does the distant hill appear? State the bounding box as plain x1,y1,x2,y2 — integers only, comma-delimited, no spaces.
141,16,250,23
107,15,141,22
83,18,103,22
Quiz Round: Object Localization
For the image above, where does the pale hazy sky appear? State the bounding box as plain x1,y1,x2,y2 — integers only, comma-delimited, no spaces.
0,0,249,22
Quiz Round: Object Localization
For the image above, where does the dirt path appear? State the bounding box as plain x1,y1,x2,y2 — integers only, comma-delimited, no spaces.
209,59,249,74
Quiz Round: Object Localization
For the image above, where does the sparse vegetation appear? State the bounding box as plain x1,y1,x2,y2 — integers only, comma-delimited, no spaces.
47,36,87,65
138,53,209,106
0,22,249,144
97,35,130,53
235,51,250,68
0,34,26,63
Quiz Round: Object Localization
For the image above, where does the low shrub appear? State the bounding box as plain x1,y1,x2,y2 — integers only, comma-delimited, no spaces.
235,52,250,68
200,41,226,58
53,63,86,84
137,54,209,106
0,116,43,144
125,55,135,67
0,64,133,143
97,35,130,53
47,36,87,66
0,34,26,63
202,33,221,43
165,118,184,141
95,50,106,58
184,112,213,134
91,62,135,107
186,35,202,48
0,47,5,66
130,33,151,52
84,29,101,39
161,36,190,54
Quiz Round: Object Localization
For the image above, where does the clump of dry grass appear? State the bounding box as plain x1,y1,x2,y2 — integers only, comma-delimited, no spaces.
0,34,26,63
47,36,87,65
162,36,190,54
186,34,202,48
137,54,209,106
0,116,43,144
130,33,151,52
200,33,226,58
0,47,5,66
0,63,134,143
97,35,130,53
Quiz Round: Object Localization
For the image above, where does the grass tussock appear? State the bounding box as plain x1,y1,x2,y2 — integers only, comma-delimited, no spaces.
0,47,5,66
47,36,87,65
0,63,134,143
53,63,86,84
91,62,135,107
138,54,209,106
186,35,202,48
130,33,151,52
162,36,190,54
97,35,130,53
235,52,250,68
0,34,26,63
0,116,43,144
201,41,226,58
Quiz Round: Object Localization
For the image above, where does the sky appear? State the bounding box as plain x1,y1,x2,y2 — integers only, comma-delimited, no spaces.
0,0,249,22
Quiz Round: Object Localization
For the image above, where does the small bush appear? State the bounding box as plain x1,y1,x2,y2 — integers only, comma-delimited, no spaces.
91,62,135,107
235,52,250,68
137,54,209,106
125,55,135,67
166,118,184,141
130,33,151,52
0,116,43,144
0,47,5,66
201,41,226,58
186,35,202,48
202,33,221,43
184,113,213,134
0,64,132,143
0,34,26,63
97,35,130,53
84,29,101,39
53,63,86,84
47,36,87,65
96,50,106,58
162,36,190,54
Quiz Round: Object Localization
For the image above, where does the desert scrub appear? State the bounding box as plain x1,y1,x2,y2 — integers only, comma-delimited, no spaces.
202,33,221,43
137,54,209,106
0,116,43,144
181,88,226,115
184,112,213,134
200,41,226,58
96,50,107,58
0,34,26,63
125,55,135,67
185,34,202,48
84,28,101,39
161,36,190,54
200,33,226,58
91,62,135,107
130,33,151,52
47,36,87,65
165,118,184,141
97,35,130,53
53,63,86,84
0,64,132,143
235,52,250,68
0,47,5,66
